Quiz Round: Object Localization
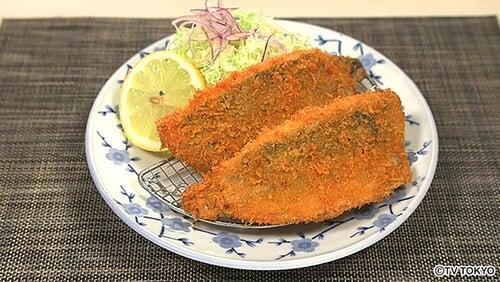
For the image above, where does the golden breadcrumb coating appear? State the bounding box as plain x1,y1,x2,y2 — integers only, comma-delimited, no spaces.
156,49,366,173
182,90,412,225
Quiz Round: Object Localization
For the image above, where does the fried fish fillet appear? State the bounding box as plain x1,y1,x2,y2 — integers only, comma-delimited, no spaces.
182,90,412,225
156,49,366,173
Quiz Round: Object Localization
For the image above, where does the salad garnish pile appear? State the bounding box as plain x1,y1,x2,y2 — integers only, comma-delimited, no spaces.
170,0,311,84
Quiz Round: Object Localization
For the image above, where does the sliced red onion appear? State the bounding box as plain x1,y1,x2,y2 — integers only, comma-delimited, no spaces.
261,33,275,62
172,0,254,62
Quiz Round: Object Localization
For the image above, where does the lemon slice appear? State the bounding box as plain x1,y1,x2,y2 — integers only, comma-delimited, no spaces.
120,50,205,151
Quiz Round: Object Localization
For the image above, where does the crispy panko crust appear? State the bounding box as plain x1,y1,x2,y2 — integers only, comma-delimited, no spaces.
156,49,366,173
182,90,412,225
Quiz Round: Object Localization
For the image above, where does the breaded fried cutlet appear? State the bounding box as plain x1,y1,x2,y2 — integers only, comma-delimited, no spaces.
156,49,366,173
182,90,412,225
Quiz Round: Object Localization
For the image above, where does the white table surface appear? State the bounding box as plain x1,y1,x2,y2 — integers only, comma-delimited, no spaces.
0,0,499,26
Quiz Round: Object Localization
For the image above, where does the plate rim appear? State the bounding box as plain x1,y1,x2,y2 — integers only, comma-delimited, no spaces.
85,19,439,270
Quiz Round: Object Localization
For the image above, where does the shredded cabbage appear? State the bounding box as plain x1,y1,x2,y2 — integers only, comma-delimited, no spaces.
170,11,312,84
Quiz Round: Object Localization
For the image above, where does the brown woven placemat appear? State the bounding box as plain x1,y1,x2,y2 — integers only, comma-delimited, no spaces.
0,16,498,281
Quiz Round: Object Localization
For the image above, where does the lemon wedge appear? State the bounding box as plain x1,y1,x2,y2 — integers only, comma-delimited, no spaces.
119,50,205,151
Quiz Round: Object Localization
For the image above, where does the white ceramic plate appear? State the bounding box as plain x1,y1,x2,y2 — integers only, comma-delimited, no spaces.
86,20,438,270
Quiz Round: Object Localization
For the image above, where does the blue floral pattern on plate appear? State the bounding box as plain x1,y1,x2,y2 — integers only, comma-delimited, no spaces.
406,140,432,165
123,203,148,217
353,42,385,85
291,238,319,253
86,20,437,269
192,228,263,258
145,196,169,213
105,148,131,165
97,131,140,174
353,204,379,219
162,217,192,232
213,232,243,249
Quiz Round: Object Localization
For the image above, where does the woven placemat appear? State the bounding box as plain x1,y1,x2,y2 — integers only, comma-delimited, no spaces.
0,17,498,280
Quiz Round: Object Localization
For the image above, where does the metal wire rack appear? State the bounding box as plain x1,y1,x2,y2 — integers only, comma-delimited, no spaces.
138,156,285,228
138,74,378,229
358,76,379,92
138,156,200,209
